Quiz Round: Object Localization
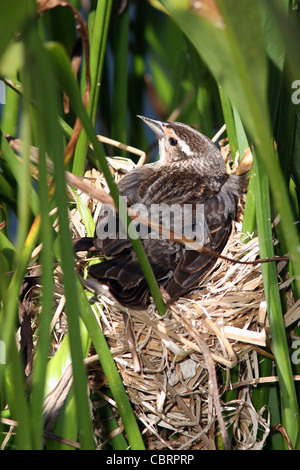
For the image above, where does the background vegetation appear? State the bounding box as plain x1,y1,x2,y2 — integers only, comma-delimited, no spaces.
0,0,300,450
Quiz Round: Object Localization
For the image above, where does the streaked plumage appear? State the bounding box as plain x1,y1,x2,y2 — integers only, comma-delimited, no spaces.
87,116,242,307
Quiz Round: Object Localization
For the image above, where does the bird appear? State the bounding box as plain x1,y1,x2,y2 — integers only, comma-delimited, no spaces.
85,116,242,308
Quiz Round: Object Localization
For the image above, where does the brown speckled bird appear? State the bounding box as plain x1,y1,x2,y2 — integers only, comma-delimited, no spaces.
87,116,242,307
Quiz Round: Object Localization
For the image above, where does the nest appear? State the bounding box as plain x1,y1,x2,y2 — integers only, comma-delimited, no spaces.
84,231,271,450
34,154,297,450
65,155,279,450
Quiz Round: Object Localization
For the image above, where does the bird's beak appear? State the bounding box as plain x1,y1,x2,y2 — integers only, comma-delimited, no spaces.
137,115,165,140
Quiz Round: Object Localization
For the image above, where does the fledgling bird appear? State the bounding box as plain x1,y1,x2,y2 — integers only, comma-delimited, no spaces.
87,116,242,308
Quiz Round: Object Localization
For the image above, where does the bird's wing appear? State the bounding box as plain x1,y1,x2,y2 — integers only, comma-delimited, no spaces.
164,222,231,299
93,163,159,256
118,162,160,204
164,175,240,300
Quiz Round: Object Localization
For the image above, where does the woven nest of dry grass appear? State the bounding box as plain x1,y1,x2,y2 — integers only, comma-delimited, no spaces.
83,232,270,450
40,154,295,450
65,154,279,450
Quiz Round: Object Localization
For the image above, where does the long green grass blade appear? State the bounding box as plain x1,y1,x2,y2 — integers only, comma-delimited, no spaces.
253,150,300,448
46,40,166,315
26,24,94,450
111,4,130,152
27,62,55,452
76,278,145,450
72,0,113,175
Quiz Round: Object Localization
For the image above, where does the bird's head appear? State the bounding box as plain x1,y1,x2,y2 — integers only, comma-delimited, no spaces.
138,115,226,178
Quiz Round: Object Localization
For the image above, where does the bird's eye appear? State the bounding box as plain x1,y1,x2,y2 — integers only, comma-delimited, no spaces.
169,137,178,146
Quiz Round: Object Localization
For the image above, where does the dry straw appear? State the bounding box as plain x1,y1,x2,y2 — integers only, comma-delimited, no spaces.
67,153,281,450
38,148,297,450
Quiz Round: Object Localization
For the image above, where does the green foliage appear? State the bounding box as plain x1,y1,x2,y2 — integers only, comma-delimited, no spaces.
0,0,299,450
